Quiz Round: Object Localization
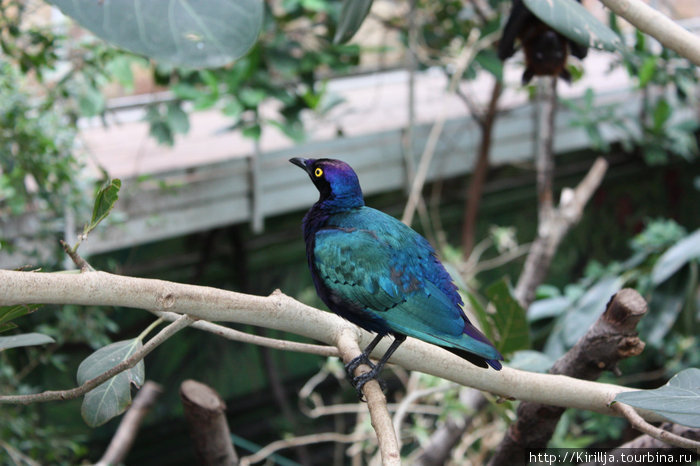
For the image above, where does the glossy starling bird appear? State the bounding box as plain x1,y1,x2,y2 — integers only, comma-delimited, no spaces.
291,158,502,394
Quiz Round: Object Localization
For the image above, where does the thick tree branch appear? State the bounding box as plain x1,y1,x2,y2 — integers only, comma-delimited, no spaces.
488,289,657,465
514,156,609,308
0,313,193,404
599,0,700,66
0,269,661,422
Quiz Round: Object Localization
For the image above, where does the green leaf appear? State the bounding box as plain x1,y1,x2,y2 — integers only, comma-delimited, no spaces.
638,55,658,87
474,49,503,80
0,304,43,333
506,350,555,373
523,0,621,52
528,296,572,321
0,333,55,350
242,123,262,140
651,98,671,133
652,229,700,285
333,0,373,44
77,339,145,427
50,0,264,69
485,278,530,354
166,103,190,134
615,368,700,428
86,179,121,236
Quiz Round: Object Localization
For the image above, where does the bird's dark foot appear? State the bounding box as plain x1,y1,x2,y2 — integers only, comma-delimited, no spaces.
345,353,387,401
350,368,387,401
344,353,375,379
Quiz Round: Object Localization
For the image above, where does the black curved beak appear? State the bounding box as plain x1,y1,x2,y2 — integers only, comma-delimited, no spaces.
290,157,312,174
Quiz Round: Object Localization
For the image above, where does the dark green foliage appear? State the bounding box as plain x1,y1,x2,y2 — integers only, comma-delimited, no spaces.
136,2,360,145
50,0,264,69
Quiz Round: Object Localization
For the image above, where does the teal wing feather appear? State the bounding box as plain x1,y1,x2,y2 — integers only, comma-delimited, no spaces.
313,207,501,361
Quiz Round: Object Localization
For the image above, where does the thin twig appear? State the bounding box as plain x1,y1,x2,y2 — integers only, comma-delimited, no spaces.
0,314,193,404
152,309,338,357
0,440,42,466
307,402,443,419
401,28,482,226
613,402,700,451
240,432,371,466
392,384,456,451
59,239,94,272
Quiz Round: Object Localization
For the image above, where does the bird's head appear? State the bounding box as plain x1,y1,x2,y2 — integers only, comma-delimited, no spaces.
290,157,364,209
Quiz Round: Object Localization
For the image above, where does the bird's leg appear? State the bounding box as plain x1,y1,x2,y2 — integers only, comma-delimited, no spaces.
351,334,406,399
344,333,384,379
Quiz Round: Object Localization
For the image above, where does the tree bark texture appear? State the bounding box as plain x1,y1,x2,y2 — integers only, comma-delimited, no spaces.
180,379,238,466
488,289,648,466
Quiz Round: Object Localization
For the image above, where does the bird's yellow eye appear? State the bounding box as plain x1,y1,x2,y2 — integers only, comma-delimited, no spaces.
314,167,323,178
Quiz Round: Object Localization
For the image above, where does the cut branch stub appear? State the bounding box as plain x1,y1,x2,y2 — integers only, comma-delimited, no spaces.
488,289,649,466
180,379,238,466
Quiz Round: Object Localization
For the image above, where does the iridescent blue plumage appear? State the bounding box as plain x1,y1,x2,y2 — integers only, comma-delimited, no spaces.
291,158,502,392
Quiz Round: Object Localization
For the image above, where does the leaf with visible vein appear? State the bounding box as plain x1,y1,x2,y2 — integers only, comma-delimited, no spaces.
77,339,145,427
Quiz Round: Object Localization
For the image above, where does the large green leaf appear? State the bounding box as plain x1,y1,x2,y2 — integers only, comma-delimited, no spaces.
523,0,621,52
615,368,700,428
50,0,264,69
333,0,373,44
77,339,145,427
651,228,700,285
0,304,42,333
486,278,530,354
0,333,55,350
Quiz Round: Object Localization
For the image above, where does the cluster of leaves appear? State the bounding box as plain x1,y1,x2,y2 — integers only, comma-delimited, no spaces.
0,1,129,253
565,17,699,164
522,219,700,442
0,179,123,463
141,1,360,145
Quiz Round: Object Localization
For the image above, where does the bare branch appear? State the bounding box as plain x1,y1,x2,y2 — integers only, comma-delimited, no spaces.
59,239,94,272
599,0,700,66
488,289,649,465
0,270,666,422
153,309,337,357
402,28,482,226
514,156,609,308
613,402,700,450
240,432,370,466
0,313,193,404
601,422,700,450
